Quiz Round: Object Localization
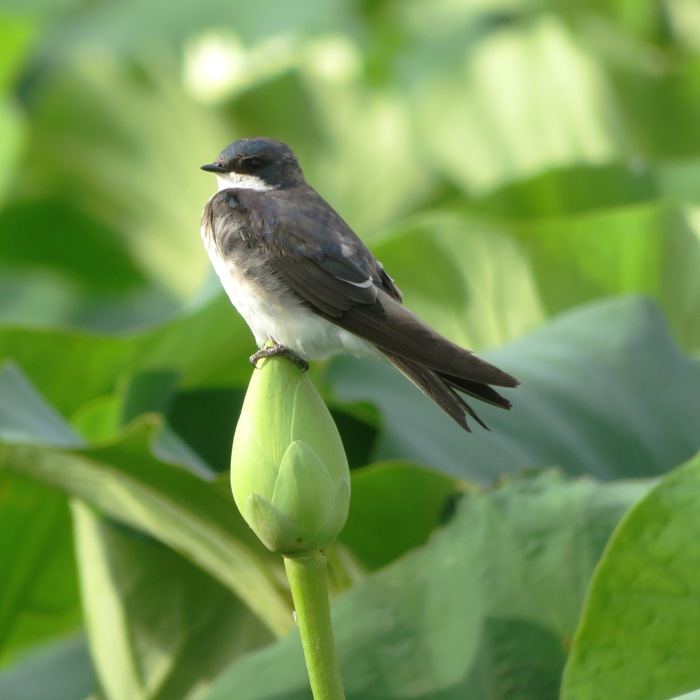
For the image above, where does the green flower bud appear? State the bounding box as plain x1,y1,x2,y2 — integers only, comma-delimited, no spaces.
230,356,350,556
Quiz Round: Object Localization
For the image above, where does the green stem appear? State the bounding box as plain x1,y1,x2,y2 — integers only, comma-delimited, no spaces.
284,553,346,700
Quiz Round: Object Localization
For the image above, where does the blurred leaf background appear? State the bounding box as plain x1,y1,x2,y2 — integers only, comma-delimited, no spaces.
1,1,700,699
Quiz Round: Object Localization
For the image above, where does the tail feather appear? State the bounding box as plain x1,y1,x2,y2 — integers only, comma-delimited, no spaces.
440,373,513,410
319,290,518,431
341,294,520,389
382,351,498,431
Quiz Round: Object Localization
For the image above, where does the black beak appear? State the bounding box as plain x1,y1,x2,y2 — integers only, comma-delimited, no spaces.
201,163,227,173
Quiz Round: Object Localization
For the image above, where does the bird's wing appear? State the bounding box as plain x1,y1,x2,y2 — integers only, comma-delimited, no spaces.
233,187,517,390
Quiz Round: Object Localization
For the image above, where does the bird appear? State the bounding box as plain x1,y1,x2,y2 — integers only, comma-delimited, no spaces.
200,137,518,431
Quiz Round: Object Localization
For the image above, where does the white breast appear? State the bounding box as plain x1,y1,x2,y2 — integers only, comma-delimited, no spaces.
201,223,374,361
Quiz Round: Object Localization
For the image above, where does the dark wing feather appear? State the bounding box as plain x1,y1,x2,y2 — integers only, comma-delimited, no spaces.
274,255,378,318
239,186,403,301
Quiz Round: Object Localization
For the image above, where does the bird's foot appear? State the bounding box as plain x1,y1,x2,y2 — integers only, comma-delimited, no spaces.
249,343,310,372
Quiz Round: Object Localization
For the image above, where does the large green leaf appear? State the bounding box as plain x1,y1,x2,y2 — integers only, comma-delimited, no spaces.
202,471,651,700
71,368,214,477
470,163,658,220
511,203,700,354
561,451,700,700
0,199,148,295
0,265,178,332
73,502,272,700
0,418,292,637
470,158,700,221
0,473,80,663
371,203,700,355
339,461,457,572
327,296,700,481
372,212,546,351
0,294,250,418
0,366,82,662
408,16,625,194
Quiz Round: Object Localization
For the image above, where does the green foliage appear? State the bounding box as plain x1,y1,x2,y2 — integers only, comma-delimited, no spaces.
1,0,700,698
202,472,652,700
561,451,700,700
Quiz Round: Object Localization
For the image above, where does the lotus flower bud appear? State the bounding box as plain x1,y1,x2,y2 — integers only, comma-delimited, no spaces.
230,356,350,556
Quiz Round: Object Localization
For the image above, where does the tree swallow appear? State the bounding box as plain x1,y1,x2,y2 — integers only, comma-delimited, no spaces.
201,137,518,431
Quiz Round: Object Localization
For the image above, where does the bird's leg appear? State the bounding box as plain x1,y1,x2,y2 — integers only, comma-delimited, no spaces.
249,342,310,372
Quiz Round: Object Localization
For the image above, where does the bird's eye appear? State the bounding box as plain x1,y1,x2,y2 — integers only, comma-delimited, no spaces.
245,157,265,171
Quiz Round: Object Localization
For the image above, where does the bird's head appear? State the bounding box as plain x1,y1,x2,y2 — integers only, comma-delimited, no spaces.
201,137,305,192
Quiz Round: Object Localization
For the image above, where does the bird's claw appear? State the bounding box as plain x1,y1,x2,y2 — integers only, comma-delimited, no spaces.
249,343,310,372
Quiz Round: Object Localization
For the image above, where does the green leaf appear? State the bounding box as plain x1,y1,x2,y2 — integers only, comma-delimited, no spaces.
340,461,457,571
0,294,251,418
72,502,272,700
0,198,148,294
0,418,292,637
0,366,82,662
0,17,36,93
510,203,700,354
611,54,700,159
168,387,247,473
70,368,214,477
0,363,82,447
0,268,178,332
202,471,651,700
21,52,227,300
40,0,354,57
373,212,546,350
410,16,624,194
0,474,80,663
561,451,700,700
470,163,658,220
372,203,700,356
327,296,700,481
669,692,700,700
0,635,94,700
0,17,33,205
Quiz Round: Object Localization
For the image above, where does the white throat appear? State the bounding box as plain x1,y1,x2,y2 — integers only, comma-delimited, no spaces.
216,172,274,192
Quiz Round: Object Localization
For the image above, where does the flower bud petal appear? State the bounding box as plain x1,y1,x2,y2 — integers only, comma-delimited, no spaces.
243,493,309,554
